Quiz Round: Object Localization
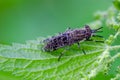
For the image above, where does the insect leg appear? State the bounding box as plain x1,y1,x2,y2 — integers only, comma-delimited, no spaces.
82,49,86,55
92,35,104,42
58,51,65,61
93,35,103,38
77,42,80,48
77,42,86,55
94,40,104,43
58,47,69,61
86,39,104,43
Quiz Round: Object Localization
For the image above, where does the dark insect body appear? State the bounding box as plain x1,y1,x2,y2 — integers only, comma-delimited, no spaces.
43,25,103,61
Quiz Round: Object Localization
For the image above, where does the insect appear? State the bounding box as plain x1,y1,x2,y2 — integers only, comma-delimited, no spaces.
43,25,103,61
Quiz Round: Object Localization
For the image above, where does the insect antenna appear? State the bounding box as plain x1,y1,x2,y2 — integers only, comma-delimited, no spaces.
95,27,103,31
91,27,104,43
92,27,103,33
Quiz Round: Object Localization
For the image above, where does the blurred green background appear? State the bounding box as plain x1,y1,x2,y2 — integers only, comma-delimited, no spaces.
0,0,112,44
0,0,115,80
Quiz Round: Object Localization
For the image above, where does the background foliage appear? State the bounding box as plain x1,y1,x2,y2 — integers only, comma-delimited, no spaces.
0,0,112,44
0,0,120,80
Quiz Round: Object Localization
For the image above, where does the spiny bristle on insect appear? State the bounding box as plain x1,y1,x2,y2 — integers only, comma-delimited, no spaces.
43,25,104,61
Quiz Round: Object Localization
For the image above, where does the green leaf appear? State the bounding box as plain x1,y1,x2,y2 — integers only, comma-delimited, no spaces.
0,38,105,80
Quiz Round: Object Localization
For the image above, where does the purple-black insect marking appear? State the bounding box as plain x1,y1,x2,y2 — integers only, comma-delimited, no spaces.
43,25,103,61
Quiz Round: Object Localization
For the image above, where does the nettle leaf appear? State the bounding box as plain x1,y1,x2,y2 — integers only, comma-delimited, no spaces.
0,38,105,80
0,2,120,80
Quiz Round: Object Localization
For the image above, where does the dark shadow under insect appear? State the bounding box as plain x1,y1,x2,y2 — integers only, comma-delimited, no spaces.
43,25,104,61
